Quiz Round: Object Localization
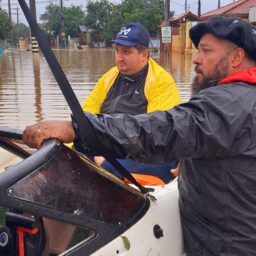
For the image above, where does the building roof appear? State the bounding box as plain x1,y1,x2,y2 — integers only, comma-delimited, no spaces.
169,11,199,25
201,0,256,19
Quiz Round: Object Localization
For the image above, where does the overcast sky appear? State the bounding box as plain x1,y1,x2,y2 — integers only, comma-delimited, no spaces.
0,0,235,24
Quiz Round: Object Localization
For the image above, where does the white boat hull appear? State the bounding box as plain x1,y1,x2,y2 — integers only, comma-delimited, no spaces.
91,181,184,256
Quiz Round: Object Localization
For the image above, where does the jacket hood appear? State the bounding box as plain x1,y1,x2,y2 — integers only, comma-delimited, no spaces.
219,67,256,85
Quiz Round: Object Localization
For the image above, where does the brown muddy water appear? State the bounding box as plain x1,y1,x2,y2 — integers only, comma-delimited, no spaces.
0,48,195,130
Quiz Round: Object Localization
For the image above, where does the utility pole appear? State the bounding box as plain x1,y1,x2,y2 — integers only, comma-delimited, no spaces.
16,8,19,24
60,0,65,48
11,8,19,48
11,8,19,24
218,0,221,8
164,0,170,26
198,0,201,17
185,0,188,12
29,0,39,52
60,0,63,30
163,0,170,55
8,0,11,22
8,0,12,48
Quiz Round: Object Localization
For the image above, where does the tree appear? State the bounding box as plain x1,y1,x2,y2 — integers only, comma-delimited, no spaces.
40,4,86,37
40,4,61,36
10,23,30,47
85,0,164,43
101,4,123,41
63,6,86,38
85,0,117,41
0,9,12,42
121,0,164,36
40,0,164,45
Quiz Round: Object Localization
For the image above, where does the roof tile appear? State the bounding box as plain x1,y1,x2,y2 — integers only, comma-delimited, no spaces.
202,0,256,18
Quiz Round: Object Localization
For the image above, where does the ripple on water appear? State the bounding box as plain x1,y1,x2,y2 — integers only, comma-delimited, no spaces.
0,49,193,129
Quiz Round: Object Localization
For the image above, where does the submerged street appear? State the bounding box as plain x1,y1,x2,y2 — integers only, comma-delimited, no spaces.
0,48,194,129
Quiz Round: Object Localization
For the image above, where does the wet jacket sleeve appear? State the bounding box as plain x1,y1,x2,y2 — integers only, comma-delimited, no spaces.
73,84,254,164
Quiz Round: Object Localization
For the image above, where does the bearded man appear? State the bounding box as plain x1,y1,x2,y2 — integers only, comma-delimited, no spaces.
23,16,256,255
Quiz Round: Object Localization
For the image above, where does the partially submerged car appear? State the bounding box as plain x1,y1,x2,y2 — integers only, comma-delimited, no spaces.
0,129,184,255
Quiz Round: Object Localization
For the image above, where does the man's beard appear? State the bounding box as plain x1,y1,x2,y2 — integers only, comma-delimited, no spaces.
191,57,229,96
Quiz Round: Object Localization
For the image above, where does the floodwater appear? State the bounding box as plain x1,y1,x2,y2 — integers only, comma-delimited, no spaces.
0,48,195,130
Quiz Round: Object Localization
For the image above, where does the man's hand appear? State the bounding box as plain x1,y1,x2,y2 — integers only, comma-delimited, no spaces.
94,156,105,166
23,120,75,149
171,164,180,177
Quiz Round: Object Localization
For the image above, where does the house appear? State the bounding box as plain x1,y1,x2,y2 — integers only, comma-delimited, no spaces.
77,25,88,47
201,0,256,20
163,0,256,54
163,11,199,53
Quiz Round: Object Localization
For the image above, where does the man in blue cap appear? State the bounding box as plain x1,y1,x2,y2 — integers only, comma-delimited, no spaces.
24,16,256,254
80,22,180,185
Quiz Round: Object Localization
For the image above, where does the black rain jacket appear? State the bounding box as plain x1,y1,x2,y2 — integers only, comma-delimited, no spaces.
73,67,256,256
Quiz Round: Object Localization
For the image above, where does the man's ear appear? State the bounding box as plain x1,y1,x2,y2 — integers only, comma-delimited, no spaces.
142,49,149,60
231,48,245,68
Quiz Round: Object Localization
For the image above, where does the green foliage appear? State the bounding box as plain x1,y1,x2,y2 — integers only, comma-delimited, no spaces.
121,236,131,250
40,4,61,35
10,23,30,46
85,0,164,41
63,6,86,37
85,0,116,40
0,9,12,41
102,4,123,40
121,0,164,35
40,4,86,37
40,0,164,43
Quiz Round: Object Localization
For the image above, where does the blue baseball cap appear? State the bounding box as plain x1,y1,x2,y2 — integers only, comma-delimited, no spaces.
112,22,150,48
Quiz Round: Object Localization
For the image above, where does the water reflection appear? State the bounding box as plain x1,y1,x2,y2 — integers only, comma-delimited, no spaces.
0,49,194,129
32,53,42,121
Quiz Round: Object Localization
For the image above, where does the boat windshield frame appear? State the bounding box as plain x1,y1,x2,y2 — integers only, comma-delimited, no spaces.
0,132,150,255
